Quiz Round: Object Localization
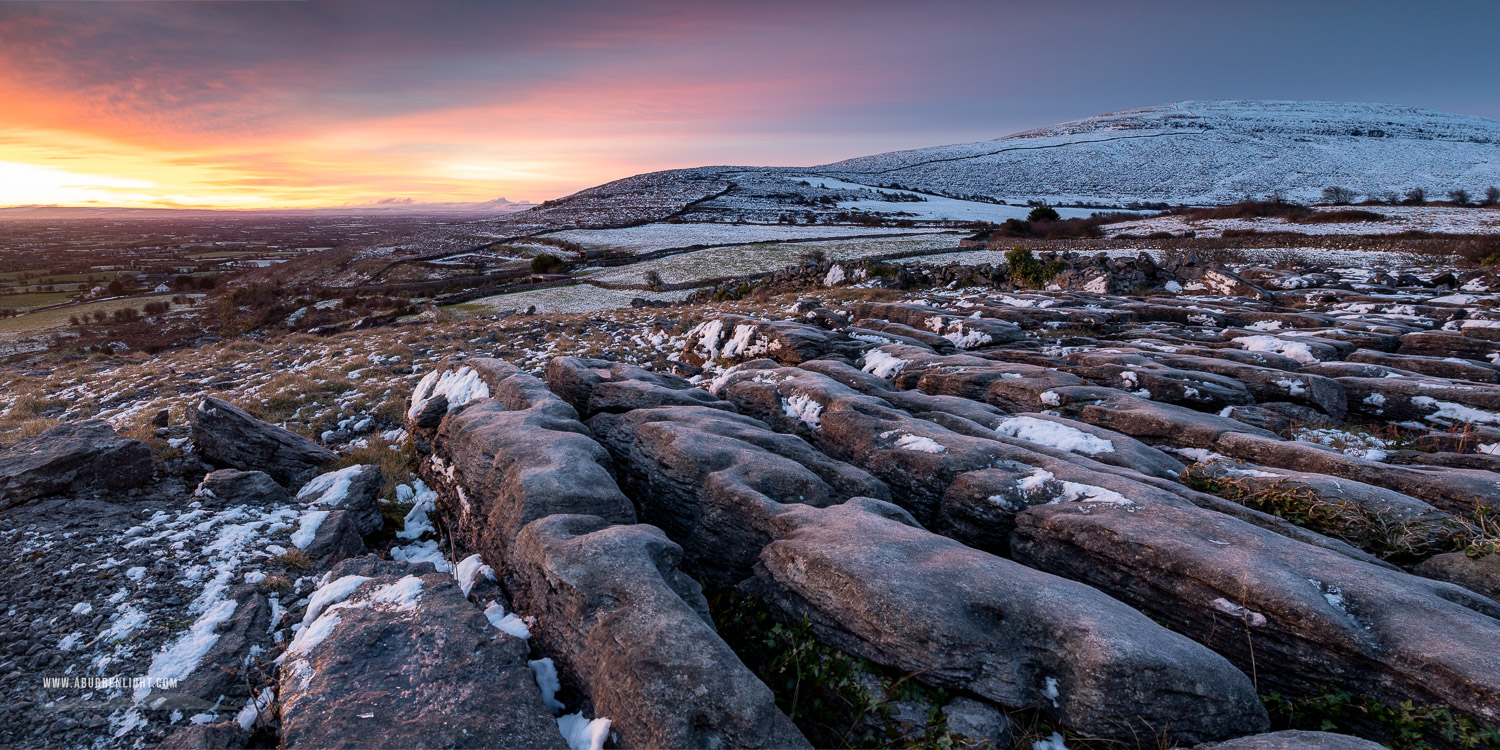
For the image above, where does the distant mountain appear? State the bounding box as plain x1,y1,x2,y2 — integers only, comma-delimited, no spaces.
473,101,1500,236
813,100,1500,206
0,197,535,221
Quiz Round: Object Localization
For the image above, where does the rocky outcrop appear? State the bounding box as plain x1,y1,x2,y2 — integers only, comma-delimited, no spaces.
193,469,289,506
545,356,733,419
409,357,811,748
681,314,867,367
1416,552,1500,601
1049,386,1500,514
752,499,1269,744
587,404,887,584
509,515,810,749
416,359,636,578
0,421,152,510
279,559,566,749
191,397,335,487
1196,730,1388,749
295,464,383,536
1012,497,1500,723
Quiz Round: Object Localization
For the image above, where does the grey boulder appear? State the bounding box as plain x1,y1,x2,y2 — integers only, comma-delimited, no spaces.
0,421,152,511
191,398,335,487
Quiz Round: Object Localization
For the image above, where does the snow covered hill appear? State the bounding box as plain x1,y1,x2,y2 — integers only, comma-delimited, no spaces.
463,100,1500,240
814,100,1500,206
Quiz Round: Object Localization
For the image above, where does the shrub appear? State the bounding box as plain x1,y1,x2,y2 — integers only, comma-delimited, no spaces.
530,253,566,274
708,590,977,748
643,270,664,291
1321,186,1357,205
1026,205,1061,223
1299,209,1386,224
1262,688,1500,749
1455,237,1500,265
1403,187,1427,205
1449,188,1472,206
1005,247,1062,289
1176,200,1312,222
1484,186,1500,206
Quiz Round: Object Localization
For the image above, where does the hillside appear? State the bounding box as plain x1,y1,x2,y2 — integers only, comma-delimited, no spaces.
449,100,1500,238
816,100,1500,206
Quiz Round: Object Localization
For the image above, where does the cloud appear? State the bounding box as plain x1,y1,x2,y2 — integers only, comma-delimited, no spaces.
1,0,1496,208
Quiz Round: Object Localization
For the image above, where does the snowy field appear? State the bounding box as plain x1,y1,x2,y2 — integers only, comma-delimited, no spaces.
579,232,961,287
905,245,1456,270
789,175,1101,223
1105,205,1500,238
814,100,1500,206
449,284,699,316
540,223,942,255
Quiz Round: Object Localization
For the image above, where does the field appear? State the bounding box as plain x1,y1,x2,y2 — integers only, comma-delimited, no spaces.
0,294,187,339
540,223,943,255
1106,205,1500,238
0,291,78,312
449,284,699,316
578,232,961,287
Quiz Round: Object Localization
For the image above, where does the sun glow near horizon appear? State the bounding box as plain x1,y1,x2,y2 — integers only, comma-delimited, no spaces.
3,1,1496,211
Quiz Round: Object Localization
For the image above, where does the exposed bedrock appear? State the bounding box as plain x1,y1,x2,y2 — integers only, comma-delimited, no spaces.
1058,349,1257,411
409,357,810,749
577,382,1266,741
0,420,153,511
712,360,1371,559
798,357,1186,480
509,515,810,750
1338,374,1500,426
1195,730,1389,749
1130,349,1348,418
680,313,868,367
1399,330,1500,360
1047,386,1500,514
191,397,335,487
1346,348,1500,383
865,344,1084,412
278,559,565,749
751,500,1269,744
587,404,887,584
1011,498,1500,726
413,358,636,578
545,356,734,419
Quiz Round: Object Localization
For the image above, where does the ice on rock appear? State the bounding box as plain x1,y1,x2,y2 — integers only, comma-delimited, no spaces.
407,366,490,420
995,417,1114,456
861,350,908,378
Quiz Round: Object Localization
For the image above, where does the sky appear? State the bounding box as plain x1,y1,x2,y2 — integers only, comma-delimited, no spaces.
1,0,1496,210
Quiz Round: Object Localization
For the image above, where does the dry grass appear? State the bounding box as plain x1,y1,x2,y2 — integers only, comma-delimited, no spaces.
323,435,417,503
1184,468,1482,564
271,548,313,571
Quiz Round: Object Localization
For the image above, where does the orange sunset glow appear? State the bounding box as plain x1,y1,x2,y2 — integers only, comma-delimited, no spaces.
2,1,1496,210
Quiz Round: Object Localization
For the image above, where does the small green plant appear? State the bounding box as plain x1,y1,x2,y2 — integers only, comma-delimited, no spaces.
1004,247,1063,289
1026,205,1061,223
257,574,293,594
1262,689,1500,749
272,548,314,571
799,248,829,264
1183,468,1496,564
530,253,566,274
709,590,980,748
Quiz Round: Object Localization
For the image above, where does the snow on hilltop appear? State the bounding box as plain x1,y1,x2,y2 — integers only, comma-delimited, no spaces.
813,100,1500,206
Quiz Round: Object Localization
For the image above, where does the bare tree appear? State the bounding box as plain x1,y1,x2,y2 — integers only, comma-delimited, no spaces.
1484,186,1500,206
1449,188,1472,206
1403,187,1427,205
1321,186,1357,205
